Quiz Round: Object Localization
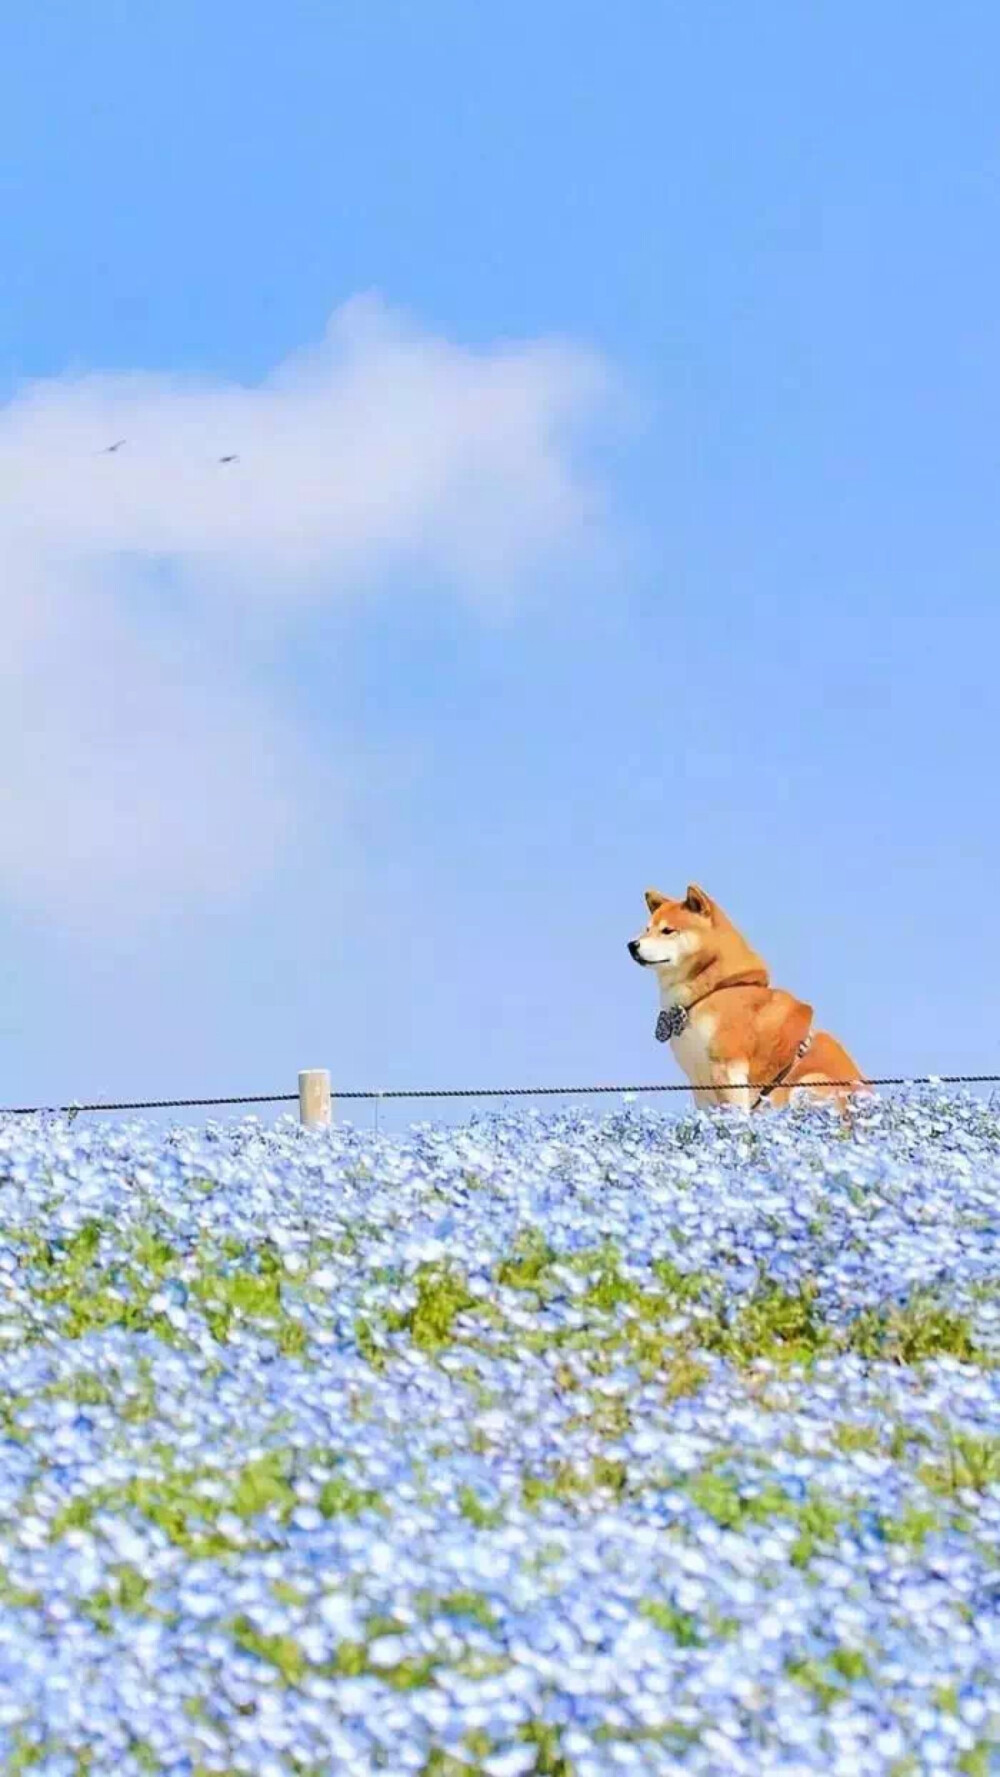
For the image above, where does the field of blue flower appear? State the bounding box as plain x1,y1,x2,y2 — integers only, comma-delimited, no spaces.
1,1094,999,1775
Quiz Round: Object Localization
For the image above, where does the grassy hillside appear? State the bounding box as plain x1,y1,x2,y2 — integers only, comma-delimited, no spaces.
1,1095,999,1774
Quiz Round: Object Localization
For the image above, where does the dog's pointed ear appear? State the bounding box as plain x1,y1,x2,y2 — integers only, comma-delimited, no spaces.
644,887,667,915
684,883,712,917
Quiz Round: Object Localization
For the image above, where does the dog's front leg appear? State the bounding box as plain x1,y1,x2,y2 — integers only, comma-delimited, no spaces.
711,1062,755,1113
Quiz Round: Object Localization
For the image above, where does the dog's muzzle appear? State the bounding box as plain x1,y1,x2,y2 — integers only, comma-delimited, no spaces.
627,939,644,964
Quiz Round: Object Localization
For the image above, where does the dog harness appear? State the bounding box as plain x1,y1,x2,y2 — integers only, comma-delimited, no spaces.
753,1032,814,1105
655,972,813,1107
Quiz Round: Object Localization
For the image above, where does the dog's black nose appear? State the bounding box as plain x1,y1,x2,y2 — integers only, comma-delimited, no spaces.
627,939,640,960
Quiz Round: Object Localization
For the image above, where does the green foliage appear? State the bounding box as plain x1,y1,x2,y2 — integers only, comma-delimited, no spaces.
47,1448,381,1553
639,1598,703,1646
522,1456,628,1508
457,1485,504,1529
20,1218,178,1343
831,1422,881,1454
80,1565,155,1632
687,1469,791,1530
270,1579,309,1607
353,1221,989,1401
316,1473,385,1519
920,1434,1000,1496
518,1719,573,1776
790,1493,848,1567
354,1315,388,1368
15,1221,312,1356
876,1505,940,1547
383,1264,477,1352
958,1745,999,1777
0,1568,42,1608
420,1750,485,1777
415,1589,498,1631
711,1282,831,1366
684,1466,853,1568
786,1646,870,1709
496,1228,557,1290
230,1615,308,1685
848,1295,983,1364
190,1240,308,1354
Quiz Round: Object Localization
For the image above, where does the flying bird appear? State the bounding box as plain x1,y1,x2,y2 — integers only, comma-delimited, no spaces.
103,439,126,453
218,454,239,464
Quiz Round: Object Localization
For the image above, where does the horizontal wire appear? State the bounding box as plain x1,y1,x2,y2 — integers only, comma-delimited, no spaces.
1,1076,999,1116
336,1075,1000,1099
0,1093,299,1115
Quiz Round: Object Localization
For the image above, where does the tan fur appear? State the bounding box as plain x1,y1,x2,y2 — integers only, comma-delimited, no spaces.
629,883,866,1109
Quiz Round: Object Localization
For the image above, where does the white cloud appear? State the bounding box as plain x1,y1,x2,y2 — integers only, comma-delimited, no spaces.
0,296,612,922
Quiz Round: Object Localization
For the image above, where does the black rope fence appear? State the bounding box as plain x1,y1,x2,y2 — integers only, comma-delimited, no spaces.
1,1075,999,1118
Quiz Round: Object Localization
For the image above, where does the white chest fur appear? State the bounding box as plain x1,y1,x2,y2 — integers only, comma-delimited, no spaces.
670,1012,754,1108
669,1009,718,1088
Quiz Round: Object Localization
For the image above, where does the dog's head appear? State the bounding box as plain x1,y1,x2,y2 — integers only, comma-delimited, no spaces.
627,884,715,978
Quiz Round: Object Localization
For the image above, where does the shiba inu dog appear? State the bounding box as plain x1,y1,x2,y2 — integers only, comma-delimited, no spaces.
628,883,865,1109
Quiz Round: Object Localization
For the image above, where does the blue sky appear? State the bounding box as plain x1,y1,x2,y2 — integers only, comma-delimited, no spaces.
2,1,999,1118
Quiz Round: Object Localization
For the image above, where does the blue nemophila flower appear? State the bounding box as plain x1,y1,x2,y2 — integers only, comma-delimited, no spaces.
0,1093,999,1773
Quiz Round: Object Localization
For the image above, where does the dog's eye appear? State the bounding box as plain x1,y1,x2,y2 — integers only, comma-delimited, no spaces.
657,926,675,937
